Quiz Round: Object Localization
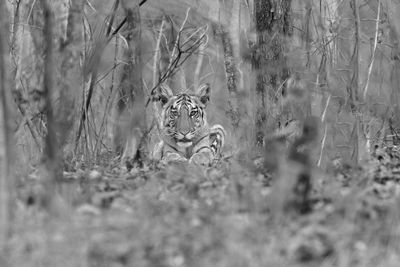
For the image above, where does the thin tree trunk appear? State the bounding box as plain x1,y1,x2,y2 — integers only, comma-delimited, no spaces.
58,0,83,148
219,27,240,128
218,0,241,129
348,0,360,110
349,0,367,165
0,0,14,253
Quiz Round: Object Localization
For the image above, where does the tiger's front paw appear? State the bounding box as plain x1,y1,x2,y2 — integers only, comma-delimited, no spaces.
189,152,212,166
163,152,188,164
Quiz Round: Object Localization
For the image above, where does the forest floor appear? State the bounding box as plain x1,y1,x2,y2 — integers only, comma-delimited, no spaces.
4,146,400,267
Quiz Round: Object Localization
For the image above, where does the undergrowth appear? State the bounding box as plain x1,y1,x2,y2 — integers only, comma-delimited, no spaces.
4,143,400,267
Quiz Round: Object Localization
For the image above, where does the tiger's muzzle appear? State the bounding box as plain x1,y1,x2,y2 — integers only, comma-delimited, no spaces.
175,106,195,147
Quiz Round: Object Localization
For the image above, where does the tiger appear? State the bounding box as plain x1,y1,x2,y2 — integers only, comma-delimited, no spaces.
152,83,225,165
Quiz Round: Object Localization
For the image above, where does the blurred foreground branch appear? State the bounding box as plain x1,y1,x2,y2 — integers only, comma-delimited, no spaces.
38,0,58,211
0,0,15,253
114,0,146,168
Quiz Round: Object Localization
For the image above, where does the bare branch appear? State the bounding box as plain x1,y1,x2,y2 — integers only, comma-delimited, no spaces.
147,23,208,102
168,7,191,71
110,0,150,37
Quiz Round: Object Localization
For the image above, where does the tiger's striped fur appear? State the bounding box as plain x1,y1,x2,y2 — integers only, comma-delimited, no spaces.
153,83,225,165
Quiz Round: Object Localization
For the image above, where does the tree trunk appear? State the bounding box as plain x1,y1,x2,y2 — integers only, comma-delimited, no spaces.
349,0,367,165
253,0,292,146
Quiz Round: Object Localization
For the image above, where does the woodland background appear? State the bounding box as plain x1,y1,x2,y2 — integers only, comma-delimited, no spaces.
1,0,400,266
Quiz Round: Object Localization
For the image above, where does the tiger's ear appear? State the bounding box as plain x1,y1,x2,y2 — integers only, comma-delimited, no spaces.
197,83,210,105
154,83,173,106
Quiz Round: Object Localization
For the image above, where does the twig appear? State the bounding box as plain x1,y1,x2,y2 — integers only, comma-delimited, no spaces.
75,67,98,152
26,0,37,24
94,36,120,156
148,32,205,97
86,0,96,12
180,25,207,47
321,94,331,122
317,124,328,167
168,7,190,71
15,105,41,149
318,93,330,167
110,0,150,37
145,14,208,105
362,0,380,101
106,0,120,36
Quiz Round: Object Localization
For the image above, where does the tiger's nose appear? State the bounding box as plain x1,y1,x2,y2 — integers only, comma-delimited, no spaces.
179,118,191,135
180,127,190,135
178,107,191,135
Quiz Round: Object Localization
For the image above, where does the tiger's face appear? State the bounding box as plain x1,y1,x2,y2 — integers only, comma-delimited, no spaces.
155,83,211,148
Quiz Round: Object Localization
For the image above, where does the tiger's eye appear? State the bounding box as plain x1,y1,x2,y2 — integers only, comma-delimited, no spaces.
170,109,178,117
190,110,198,117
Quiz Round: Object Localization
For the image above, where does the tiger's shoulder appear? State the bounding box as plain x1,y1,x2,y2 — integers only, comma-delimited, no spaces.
208,124,226,157
153,123,226,164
